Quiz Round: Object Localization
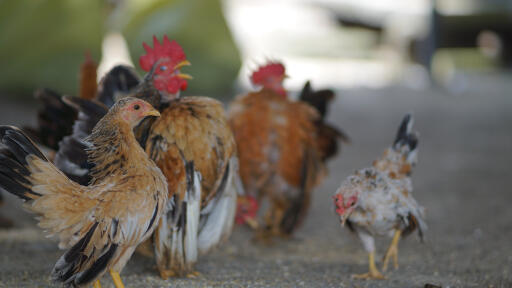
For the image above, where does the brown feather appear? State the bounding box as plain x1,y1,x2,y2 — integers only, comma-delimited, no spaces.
79,52,98,100
229,89,326,235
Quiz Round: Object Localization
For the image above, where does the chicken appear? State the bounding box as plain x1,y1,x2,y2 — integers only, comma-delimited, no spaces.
0,97,166,288
333,114,426,279
230,62,344,238
51,35,238,278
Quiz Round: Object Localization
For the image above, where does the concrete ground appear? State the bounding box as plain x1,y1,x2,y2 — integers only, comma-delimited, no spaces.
0,72,511,287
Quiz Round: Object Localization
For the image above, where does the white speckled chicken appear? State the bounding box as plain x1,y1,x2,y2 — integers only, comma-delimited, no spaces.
333,114,426,279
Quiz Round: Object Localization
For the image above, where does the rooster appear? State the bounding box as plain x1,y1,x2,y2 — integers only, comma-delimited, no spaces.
0,98,166,288
333,114,426,279
48,35,238,278
230,62,345,238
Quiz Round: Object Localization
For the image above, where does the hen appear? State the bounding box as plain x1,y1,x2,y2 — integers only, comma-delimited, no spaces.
230,62,344,238
0,98,166,288
52,35,238,278
333,114,426,279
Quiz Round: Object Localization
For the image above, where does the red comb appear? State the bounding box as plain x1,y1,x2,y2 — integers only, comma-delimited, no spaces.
139,35,187,72
250,62,286,85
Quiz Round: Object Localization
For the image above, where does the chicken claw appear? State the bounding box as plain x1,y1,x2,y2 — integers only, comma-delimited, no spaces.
186,271,201,278
159,269,177,280
352,252,386,280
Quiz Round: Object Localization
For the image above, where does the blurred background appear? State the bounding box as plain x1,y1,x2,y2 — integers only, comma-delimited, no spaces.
1,0,511,98
1,0,511,287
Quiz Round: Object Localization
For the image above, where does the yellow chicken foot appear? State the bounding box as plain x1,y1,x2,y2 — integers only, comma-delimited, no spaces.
109,270,125,288
352,251,386,280
186,271,201,278
158,269,177,280
93,280,101,288
382,230,401,272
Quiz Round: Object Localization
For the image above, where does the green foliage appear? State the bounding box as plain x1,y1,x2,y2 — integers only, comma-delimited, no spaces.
0,0,105,96
0,0,241,100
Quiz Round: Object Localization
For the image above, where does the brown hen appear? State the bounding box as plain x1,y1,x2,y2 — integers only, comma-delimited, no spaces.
0,98,166,288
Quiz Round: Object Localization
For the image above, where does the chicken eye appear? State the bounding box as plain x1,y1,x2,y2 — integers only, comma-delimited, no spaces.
134,104,140,110
159,65,168,71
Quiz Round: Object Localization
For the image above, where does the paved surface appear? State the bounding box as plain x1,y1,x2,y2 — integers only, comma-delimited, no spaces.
0,73,511,287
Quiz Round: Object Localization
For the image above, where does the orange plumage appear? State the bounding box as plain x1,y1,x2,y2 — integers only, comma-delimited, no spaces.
229,61,340,238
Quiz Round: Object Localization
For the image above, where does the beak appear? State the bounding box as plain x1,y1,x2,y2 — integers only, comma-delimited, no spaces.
177,73,193,80
340,214,349,227
174,60,191,69
144,108,161,118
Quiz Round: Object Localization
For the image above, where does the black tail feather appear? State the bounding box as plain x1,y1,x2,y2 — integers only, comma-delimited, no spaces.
96,65,140,108
393,113,418,151
62,96,108,137
53,97,107,185
24,89,77,150
75,243,118,286
299,81,335,119
0,126,46,200
0,126,48,163
280,149,314,235
298,81,348,162
51,222,119,287
401,213,423,241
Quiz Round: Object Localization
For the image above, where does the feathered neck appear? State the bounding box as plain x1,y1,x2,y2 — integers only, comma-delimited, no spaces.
85,113,149,184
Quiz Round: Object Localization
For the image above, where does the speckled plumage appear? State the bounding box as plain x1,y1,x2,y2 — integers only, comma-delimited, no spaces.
333,114,425,278
336,150,425,240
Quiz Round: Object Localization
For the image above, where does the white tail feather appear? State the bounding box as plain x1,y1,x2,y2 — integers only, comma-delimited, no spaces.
184,170,201,264
198,158,238,254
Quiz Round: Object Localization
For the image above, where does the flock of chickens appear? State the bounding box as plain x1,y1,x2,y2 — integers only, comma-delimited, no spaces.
0,35,427,287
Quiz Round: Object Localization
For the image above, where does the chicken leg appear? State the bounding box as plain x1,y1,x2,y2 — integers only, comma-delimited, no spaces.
109,270,125,288
352,251,386,279
272,205,286,237
382,230,401,271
